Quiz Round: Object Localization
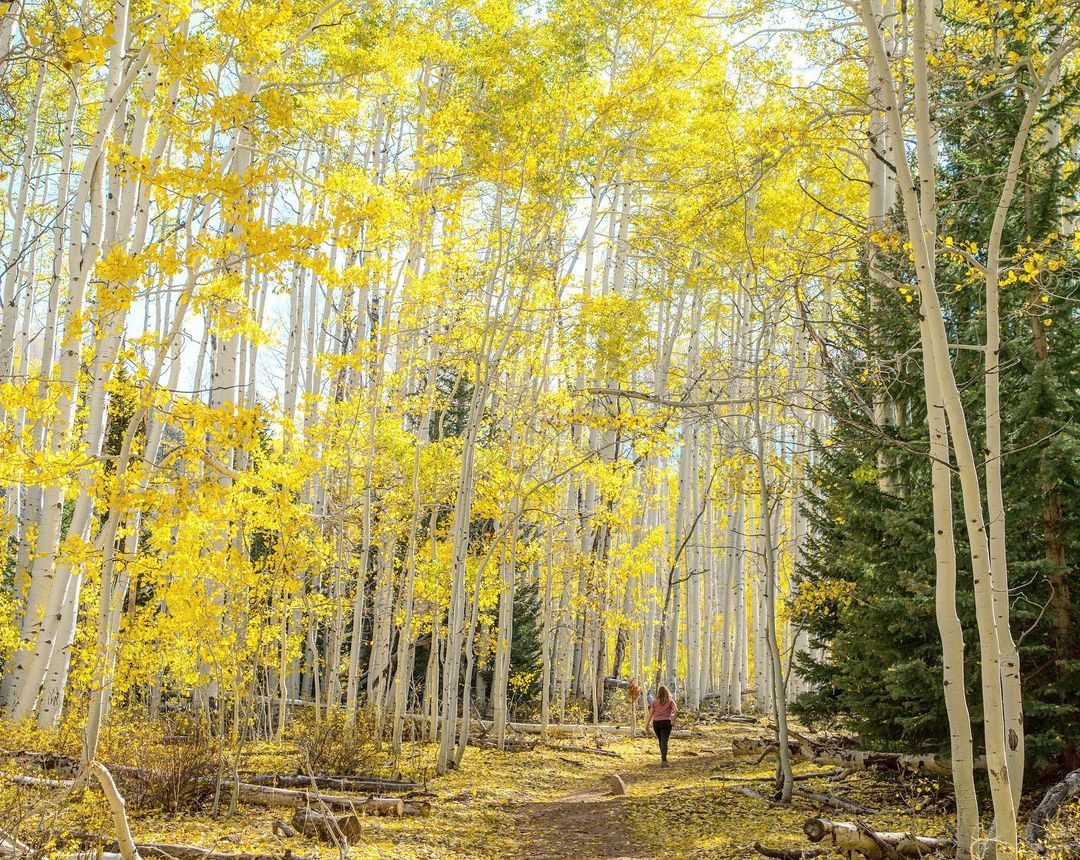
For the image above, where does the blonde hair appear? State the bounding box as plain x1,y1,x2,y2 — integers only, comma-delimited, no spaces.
656,685,671,704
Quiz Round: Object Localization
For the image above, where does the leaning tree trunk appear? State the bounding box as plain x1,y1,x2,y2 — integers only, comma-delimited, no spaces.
752,312,793,804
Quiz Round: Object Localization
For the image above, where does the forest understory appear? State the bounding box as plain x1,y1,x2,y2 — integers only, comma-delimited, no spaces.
4,708,1079,860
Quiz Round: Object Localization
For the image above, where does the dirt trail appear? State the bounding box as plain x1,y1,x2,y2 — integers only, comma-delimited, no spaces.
509,746,723,859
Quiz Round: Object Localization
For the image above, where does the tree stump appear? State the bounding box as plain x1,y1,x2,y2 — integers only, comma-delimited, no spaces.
290,807,362,842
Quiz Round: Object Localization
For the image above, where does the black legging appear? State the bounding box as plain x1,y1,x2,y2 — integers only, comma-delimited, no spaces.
653,719,672,761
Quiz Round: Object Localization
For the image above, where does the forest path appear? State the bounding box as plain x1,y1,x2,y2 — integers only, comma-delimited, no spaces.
507,740,725,859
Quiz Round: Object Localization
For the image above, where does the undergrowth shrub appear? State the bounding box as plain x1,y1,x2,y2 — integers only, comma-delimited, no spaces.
102,714,216,814
290,709,378,776
0,774,49,858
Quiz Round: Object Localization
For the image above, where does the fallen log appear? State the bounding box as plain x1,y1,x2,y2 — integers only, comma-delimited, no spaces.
2,751,81,774
793,788,885,816
544,744,621,759
237,748,300,757
1026,767,1080,849
468,736,538,752
233,783,405,816
138,844,234,860
241,774,423,793
733,737,976,776
694,713,757,725
809,749,977,776
72,837,289,860
7,773,76,789
729,785,772,802
16,769,419,820
753,842,828,860
255,697,316,708
802,818,955,859
855,822,906,860
1,827,31,859
290,807,361,842
713,769,844,783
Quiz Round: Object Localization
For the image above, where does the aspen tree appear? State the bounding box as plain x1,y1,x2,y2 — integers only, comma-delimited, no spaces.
6,0,145,716
751,301,794,802
857,0,1041,845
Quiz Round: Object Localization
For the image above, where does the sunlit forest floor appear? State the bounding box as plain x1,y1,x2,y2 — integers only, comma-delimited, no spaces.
4,715,1079,859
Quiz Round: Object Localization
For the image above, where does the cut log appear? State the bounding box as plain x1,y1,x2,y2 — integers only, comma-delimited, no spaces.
400,800,432,817
803,818,955,859
352,796,405,816
606,773,627,796
233,783,404,815
1026,767,1080,848
290,807,362,842
241,774,423,793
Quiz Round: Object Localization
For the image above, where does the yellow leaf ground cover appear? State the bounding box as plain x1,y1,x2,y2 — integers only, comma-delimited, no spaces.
5,716,1074,859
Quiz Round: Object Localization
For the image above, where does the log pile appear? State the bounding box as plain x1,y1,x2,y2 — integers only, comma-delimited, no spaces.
5,757,437,856
38,764,295,860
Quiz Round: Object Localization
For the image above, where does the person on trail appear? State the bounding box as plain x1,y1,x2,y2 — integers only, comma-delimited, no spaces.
645,685,677,766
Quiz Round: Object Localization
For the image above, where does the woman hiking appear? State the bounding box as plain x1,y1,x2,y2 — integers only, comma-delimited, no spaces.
645,685,678,766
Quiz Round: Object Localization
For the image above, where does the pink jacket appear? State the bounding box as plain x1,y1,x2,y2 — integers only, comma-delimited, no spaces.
650,698,677,721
